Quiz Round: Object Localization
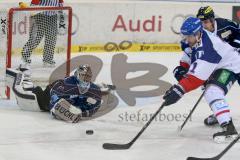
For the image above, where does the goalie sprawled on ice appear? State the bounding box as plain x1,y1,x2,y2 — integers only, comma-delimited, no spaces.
7,64,116,123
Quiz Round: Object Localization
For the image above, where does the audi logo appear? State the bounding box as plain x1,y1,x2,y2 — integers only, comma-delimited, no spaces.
170,14,195,35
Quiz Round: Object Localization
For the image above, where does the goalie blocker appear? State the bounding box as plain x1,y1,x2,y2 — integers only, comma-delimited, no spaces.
7,64,113,123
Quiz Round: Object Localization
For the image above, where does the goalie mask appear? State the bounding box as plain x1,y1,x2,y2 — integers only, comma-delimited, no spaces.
74,64,92,93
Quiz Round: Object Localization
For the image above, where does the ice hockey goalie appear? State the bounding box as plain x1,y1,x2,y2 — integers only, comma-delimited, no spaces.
7,64,117,123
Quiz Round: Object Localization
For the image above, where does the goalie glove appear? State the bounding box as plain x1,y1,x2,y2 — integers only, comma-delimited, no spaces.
98,83,116,96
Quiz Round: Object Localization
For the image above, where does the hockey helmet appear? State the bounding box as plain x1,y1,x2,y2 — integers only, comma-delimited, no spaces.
197,6,215,21
180,17,203,36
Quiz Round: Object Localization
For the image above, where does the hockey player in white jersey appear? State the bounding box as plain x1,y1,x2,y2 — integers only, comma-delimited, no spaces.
178,6,240,127
196,6,240,126
164,17,240,143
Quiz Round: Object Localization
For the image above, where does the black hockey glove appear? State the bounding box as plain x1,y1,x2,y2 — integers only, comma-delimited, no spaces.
173,66,188,81
163,84,185,106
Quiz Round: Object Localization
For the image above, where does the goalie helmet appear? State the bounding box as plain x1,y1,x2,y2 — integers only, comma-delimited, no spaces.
197,6,215,21
74,64,92,85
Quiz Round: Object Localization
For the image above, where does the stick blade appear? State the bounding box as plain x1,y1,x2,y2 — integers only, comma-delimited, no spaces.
187,157,216,160
102,143,131,150
177,126,183,133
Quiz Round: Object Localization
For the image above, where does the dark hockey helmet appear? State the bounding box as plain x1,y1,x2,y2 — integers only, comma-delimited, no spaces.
196,6,215,21
74,64,92,83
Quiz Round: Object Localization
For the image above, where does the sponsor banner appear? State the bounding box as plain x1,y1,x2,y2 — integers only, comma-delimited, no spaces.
0,1,234,53
11,43,181,54
68,2,232,46
73,43,181,53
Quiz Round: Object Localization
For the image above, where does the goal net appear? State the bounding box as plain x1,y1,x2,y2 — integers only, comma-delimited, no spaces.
0,6,72,99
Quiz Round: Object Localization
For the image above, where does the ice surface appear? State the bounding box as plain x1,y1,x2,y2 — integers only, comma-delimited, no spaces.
0,52,240,160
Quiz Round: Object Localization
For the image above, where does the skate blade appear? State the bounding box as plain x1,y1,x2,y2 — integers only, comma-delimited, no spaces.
214,134,238,143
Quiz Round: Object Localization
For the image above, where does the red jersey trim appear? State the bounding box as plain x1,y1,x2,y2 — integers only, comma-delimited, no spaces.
179,74,205,92
180,61,190,69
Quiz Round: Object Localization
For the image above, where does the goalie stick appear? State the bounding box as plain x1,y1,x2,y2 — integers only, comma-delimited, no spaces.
102,102,165,150
186,134,240,160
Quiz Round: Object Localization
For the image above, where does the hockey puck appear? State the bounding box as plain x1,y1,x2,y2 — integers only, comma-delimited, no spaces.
86,130,94,135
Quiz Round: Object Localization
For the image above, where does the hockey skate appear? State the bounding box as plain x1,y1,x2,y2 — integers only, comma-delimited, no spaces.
17,63,34,91
213,120,238,143
18,63,30,72
204,114,219,126
17,63,32,78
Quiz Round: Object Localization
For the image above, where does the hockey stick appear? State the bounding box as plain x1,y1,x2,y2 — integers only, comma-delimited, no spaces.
178,91,205,132
102,102,165,150
186,134,240,160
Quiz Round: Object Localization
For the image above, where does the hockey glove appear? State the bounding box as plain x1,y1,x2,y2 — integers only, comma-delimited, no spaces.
163,84,185,106
173,66,188,81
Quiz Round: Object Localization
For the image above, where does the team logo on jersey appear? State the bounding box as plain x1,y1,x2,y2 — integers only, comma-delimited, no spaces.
217,70,230,84
195,50,204,59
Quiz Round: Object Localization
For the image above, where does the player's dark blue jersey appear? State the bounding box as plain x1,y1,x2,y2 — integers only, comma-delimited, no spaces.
49,76,102,117
215,18,240,48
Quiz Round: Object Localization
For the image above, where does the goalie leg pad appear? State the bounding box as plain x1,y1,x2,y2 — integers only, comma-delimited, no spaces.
6,68,21,88
50,98,82,123
13,73,41,111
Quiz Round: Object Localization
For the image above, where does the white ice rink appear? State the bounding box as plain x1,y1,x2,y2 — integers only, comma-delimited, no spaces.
0,52,240,160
